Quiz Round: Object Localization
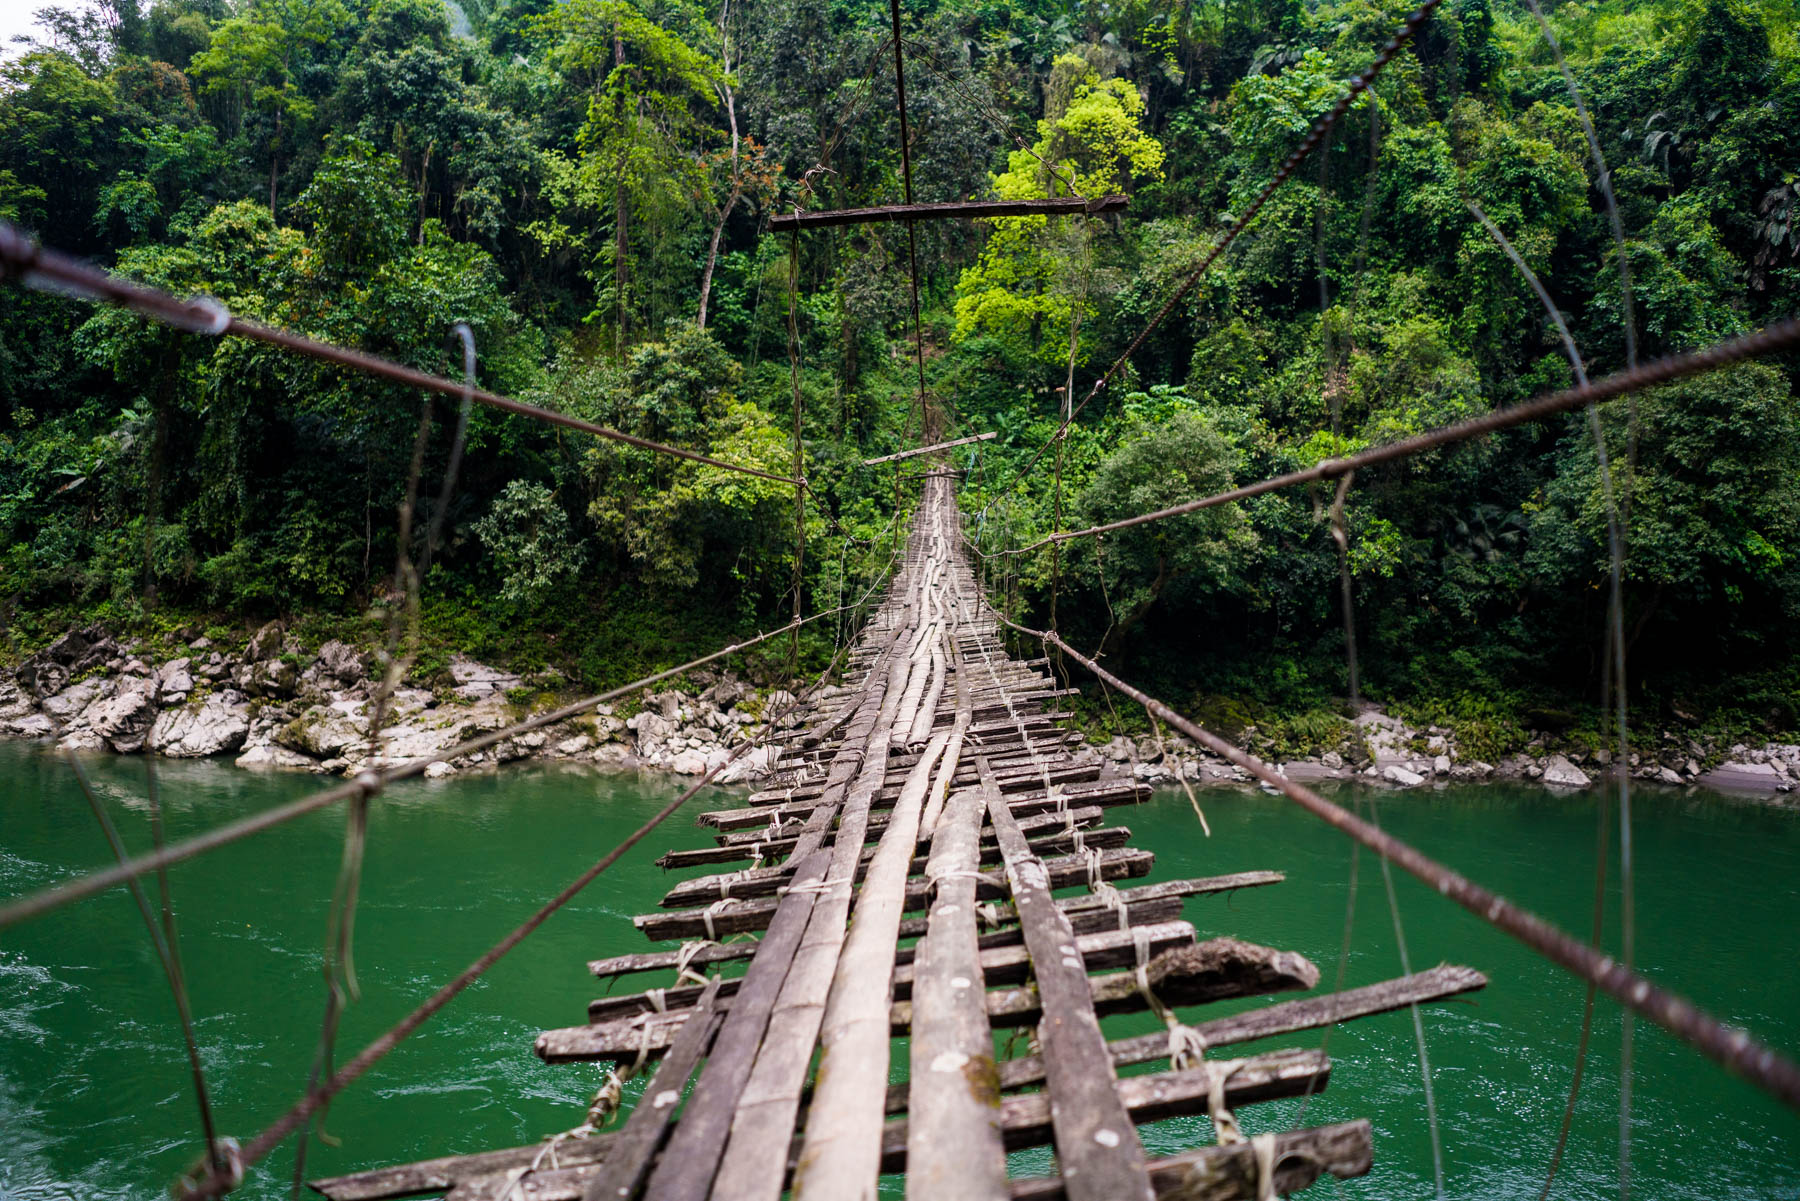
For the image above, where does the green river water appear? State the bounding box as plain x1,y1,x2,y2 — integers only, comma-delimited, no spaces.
2,738,1797,1199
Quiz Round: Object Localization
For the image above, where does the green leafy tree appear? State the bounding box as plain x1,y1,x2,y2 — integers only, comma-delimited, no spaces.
953,53,1164,369
188,0,348,213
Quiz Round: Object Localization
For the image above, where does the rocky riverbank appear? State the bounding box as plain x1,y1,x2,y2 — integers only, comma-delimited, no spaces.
3,622,1797,802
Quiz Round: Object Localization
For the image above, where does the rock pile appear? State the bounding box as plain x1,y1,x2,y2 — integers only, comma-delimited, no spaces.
5,622,1798,801
0,622,802,784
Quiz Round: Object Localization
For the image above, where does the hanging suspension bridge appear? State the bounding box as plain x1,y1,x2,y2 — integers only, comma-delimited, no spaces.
4,0,1800,1195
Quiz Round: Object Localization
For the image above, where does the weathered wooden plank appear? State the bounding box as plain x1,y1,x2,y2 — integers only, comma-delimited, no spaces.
992,964,1490,1094
904,785,1006,1201
630,845,829,1201
383,1101,1360,1201
310,1137,614,1201
653,825,1133,908
1005,1120,1373,1201
707,621,913,1201
658,804,1105,871
580,977,722,1201
792,728,950,1197
876,1049,1329,1172
697,771,1138,833
982,762,1154,1201
632,848,1149,940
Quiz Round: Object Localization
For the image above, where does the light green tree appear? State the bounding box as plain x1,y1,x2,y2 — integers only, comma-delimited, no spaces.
952,54,1164,369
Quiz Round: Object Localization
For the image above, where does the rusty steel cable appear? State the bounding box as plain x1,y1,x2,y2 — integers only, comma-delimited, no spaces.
980,0,1441,514
0,223,799,487
988,315,1800,557
68,755,226,1174
998,616,1800,1114
174,659,851,1201
0,601,866,931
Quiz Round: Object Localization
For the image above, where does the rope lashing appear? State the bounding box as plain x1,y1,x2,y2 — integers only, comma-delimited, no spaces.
925,868,987,904
776,875,851,900
975,901,1005,930
673,939,717,988
701,897,743,942
1128,924,1239,1146
1129,926,1206,1070
506,1007,663,1201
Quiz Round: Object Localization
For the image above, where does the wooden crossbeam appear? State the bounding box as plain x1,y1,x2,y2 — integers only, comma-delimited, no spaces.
864,431,999,465
771,194,1128,232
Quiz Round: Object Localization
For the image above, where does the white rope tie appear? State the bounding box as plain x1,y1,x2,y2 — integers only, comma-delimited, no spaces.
1082,845,1107,890
926,868,986,902
701,897,742,942
673,939,716,988
1250,1131,1277,1200
1129,926,1208,1073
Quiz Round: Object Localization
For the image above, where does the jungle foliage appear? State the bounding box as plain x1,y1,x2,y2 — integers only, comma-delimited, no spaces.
2,0,1797,733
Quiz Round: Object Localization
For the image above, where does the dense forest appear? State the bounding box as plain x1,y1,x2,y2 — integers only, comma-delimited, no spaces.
2,0,1798,743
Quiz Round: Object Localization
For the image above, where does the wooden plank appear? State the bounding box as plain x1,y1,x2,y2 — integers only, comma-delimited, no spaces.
992,964,1490,1094
876,1049,1329,1172
770,194,1127,231
792,730,951,1197
708,618,914,1201
653,826,1133,908
581,977,722,1201
1005,1120,1373,1201
864,431,999,466
981,761,1154,1201
630,848,829,1201
628,872,1275,961
311,1137,614,1201
905,785,1010,1201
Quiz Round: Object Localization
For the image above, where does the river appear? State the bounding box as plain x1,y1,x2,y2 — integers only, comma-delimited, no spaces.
1,739,1796,1199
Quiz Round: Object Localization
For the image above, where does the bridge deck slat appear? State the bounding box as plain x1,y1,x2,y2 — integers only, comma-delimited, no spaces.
981,759,1155,1201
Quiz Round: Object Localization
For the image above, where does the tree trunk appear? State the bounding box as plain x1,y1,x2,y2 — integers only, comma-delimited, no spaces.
416,141,433,243
697,69,742,330
268,108,282,215
614,27,629,349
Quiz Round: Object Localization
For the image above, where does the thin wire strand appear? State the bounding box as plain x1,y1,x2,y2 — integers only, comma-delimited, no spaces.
67,756,223,1170
1368,795,1447,1199
1467,198,1638,1199
885,0,929,446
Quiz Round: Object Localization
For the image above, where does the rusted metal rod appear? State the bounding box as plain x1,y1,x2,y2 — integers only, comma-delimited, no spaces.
0,223,800,487
864,431,997,465
771,196,1127,231
1001,617,1800,1113
993,314,1800,557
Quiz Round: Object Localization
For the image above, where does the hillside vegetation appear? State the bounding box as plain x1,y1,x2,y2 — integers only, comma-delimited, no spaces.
3,0,1798,741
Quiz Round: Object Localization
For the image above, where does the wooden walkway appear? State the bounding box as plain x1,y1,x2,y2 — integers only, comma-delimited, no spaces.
313,477,1487,1201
